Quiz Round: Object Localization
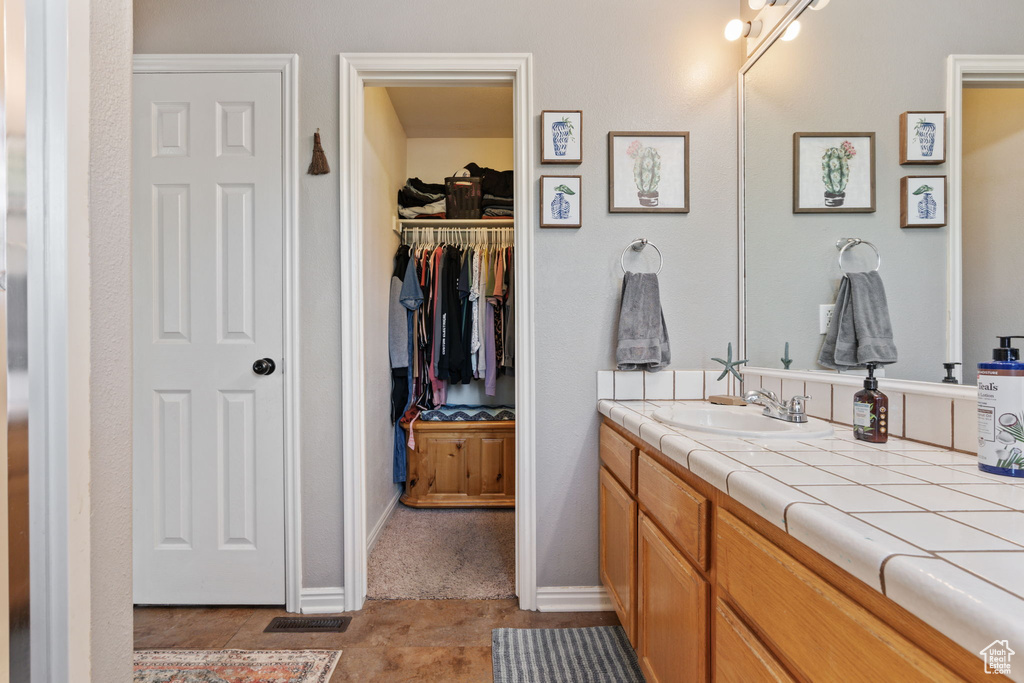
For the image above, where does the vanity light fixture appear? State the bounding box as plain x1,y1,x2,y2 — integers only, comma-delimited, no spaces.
748,0,789,9
781,20,801,41
725,19,763,41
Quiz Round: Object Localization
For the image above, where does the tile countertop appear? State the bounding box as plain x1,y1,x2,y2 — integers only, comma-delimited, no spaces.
599,399,1024,677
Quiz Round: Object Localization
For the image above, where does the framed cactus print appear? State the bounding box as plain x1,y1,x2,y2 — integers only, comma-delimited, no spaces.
900,111,945,164
900,175,947,228
541,110,583,164
540,175,582,228
793,132,876,213
608,131,689,213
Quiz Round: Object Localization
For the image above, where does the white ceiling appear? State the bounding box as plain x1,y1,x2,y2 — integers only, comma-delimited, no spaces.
385,86,513,138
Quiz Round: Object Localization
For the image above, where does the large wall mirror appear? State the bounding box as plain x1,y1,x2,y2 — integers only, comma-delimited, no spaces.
741,0,1024,387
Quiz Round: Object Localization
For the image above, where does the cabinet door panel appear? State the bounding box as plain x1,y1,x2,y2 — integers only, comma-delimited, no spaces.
637,512,708,683
600,466,637,644
425,438,468,495
715,600,795,683
479,438,505,495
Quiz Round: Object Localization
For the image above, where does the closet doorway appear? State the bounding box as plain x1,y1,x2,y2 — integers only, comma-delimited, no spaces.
338,54,536,613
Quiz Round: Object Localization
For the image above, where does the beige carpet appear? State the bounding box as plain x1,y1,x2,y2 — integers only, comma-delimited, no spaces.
367,505,515,600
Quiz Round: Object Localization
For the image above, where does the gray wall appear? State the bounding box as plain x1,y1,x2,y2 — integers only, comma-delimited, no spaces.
743,0,1024,384
133,0,743,589
91,0,134,677
962,87,1024,386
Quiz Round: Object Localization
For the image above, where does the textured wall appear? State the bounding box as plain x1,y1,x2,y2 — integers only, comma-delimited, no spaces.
962,88,1024,386
362,88,406,542
133,0,742,589
744,0,1024,384
90,0,133,677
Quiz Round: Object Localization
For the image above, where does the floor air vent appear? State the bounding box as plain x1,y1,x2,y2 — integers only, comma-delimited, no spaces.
264,616,351,633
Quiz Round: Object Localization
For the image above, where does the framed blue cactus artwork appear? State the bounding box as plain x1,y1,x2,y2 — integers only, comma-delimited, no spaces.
541,110,582,164
900,111,945,165
900,175,947,228
793,132,876,213
540,175,582,228
608,131,689,213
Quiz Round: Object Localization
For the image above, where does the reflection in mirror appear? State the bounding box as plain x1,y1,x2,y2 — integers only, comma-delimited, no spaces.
742,0,1024,386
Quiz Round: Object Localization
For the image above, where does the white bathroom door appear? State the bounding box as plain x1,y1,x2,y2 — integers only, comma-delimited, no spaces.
132,71,286,604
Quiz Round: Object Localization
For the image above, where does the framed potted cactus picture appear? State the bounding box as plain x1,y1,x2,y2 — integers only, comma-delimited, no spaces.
541,110,583,164
540,175,582,228
900,175,947,228
793,132,876,213
900,111,945,164
608,131,689,213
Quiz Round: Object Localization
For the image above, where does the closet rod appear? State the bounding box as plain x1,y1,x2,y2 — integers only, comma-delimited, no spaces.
392,217,514,236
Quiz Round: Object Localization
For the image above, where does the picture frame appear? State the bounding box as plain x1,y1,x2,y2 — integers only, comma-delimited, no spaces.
900,111,946,164
793,132,876,213
540,110,583,164
539,175,582,228
608,131,689,213
900,175,947,228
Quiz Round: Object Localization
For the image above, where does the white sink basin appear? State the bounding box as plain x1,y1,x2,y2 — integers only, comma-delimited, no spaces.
652,404,834,440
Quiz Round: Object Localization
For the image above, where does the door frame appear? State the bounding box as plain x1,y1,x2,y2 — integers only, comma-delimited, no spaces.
945,55,1024,382
338,53,536,612
131,53,303,612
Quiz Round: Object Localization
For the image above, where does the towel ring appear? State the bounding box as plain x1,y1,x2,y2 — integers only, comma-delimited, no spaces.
620,238,664,275
836,237,880,274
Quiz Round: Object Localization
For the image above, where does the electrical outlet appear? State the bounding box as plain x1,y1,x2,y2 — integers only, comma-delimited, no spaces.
819,304,835,334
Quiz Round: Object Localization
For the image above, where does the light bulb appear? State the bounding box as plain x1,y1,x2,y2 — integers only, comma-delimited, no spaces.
748,0,767,9
809,0,830,8
725,19,746,41
781,20,801,41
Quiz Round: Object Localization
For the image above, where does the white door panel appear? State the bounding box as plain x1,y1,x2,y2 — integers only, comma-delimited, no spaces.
133,72,285,604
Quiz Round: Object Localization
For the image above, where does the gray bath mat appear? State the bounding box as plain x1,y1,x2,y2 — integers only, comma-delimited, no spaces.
492,626,644,682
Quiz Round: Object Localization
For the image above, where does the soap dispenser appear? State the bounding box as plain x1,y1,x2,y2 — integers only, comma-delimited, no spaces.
977,336,1024,477
942,362,961,384
853,363,888,443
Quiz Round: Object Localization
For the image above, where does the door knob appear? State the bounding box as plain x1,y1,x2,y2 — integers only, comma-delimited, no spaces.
253,358,276,375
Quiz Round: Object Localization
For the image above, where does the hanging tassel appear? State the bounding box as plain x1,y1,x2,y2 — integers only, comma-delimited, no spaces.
307,128,330,175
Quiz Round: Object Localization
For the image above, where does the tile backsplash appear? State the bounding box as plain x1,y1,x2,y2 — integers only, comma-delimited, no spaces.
598,367,979,455
742,368,978,455
597,369,737,402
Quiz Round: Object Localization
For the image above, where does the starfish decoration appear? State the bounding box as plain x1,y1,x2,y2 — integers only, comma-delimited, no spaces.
712,342,748,383
781,342,793,370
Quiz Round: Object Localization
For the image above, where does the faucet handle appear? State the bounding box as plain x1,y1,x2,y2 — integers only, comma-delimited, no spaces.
788,395,811,414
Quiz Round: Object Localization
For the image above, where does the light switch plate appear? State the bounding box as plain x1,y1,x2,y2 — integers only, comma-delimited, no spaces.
819,304,835,334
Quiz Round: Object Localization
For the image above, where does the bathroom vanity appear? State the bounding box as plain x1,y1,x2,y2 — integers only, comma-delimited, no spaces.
598,399,1021,683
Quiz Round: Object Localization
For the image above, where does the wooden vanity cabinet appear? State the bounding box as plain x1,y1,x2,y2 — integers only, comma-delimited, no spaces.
598,418,989,683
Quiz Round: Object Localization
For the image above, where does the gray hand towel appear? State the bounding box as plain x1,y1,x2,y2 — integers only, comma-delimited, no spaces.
818,270,897,370
616,272,671,371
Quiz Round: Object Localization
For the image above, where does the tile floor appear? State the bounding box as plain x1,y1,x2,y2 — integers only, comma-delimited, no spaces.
134,600,620,682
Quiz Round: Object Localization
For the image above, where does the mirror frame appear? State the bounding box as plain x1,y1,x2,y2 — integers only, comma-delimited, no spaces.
735,1,1015,387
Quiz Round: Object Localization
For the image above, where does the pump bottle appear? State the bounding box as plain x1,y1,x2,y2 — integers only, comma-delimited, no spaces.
977,336,1024,477
853,363,888,443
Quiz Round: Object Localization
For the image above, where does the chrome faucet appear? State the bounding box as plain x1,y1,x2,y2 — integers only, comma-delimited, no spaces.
743,389,810,423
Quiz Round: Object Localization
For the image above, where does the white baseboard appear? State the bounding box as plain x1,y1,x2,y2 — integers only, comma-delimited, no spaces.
536,586,613,612
300,587,347,614
367,487,402,554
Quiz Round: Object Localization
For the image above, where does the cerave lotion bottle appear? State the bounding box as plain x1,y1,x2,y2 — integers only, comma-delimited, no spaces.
978,336,1024,478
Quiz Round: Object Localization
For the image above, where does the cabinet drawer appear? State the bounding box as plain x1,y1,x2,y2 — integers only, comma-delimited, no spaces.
716,509,960,682
600,423,636,492
715,600,795,683
637,452,709,569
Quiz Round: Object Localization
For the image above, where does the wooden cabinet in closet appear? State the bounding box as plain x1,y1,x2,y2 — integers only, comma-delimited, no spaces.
401,420,515,508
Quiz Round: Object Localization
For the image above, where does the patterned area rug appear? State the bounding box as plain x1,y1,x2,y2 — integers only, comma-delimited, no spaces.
492,626,644,682
133,649,340,682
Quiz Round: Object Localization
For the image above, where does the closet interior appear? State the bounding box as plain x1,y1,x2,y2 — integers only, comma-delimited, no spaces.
363,84,517,600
